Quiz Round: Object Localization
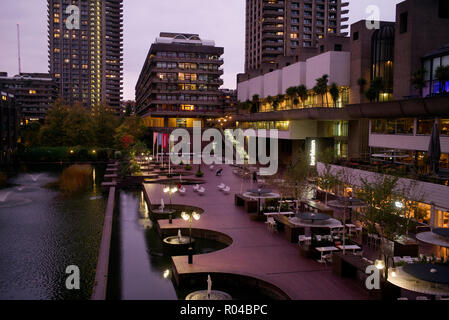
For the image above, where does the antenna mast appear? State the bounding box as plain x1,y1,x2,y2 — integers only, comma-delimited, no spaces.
17,23,22,74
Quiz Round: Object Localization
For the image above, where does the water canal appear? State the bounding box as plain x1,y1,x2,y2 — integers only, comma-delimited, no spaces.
0,165,106,300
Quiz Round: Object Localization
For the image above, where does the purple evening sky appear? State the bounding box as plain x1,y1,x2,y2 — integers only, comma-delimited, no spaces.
0,0,403,101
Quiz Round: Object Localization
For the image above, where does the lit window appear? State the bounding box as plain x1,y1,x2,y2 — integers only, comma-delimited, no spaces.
181,105,195,111
29,90,37,95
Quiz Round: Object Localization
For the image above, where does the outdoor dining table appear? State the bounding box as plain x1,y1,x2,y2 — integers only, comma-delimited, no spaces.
336,245,362,253
264,212,296,217
416,228,449,259
316,246,340,262
243,189,280,216
346,224,357,233
388,264,449,297
297,212,331,223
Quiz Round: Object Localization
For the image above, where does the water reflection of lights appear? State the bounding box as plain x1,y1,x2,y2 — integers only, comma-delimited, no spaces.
140,192,149,218
92,168,97,193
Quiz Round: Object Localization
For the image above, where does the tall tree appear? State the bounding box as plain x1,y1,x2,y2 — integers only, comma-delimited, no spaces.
276,94,285,110
251,94,260,113
286,86,298,108
329,83,340,108
39,99,69,146
314,74,329,107
266,96,274,111
435,65,449,93
411,68,427,97
296,85,309,108
365,77,385,102
93,104,121,148
114,116,146,149
63,104,94,147
355,175,405,261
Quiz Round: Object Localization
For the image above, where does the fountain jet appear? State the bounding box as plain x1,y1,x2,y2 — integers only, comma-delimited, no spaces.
0,191,11,203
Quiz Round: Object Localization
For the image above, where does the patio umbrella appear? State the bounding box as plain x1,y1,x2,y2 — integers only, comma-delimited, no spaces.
428,122,441,175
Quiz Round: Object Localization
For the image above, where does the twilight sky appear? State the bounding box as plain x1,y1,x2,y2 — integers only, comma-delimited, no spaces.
0,0,403,100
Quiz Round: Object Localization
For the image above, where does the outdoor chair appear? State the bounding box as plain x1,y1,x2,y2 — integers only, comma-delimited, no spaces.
216,169,223,176
331,228,342,237
353,250,364,257
210,165,215,171
193,184,200,192
198,187,206,195
416,296,429,300
298,235,312,246
265,217,277,233
217,183,226,190
368,233,380,249
318,253,332,265
223,186,231,195
179,187,186,195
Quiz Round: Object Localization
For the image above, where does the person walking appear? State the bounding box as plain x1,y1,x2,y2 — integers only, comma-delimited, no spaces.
253,171,258,184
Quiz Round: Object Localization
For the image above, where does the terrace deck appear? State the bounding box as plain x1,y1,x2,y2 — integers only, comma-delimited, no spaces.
143,165,371,300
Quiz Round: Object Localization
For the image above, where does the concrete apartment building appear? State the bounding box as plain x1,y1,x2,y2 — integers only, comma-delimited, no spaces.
236,0,449,227
0,91,18,167
245,0,349,73
135,33,225,130
236,0,449,162
48,0,123,113
0,73,58,123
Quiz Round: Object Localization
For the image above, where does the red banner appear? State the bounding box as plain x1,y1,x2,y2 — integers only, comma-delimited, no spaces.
153,132,158,145
162,133,169,150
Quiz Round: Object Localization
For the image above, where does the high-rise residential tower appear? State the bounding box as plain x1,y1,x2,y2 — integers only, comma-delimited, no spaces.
245,0,348,72
47,0,123,113
135,33,225,129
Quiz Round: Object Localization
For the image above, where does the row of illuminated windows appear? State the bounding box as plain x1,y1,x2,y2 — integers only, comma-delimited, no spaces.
371,118,449,136
156,52,220,60
155,62,220,71
155,94,218,101
238,121,290,131
156,73,218,82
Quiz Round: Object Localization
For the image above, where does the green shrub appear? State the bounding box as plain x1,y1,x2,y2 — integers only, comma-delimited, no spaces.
195,168,204,178
19,146,112,162
185,164,192,171
59,164,92,194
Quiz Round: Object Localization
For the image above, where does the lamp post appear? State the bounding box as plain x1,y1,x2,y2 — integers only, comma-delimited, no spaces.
375,255,396,281
164,185,178,224
181,211,201,264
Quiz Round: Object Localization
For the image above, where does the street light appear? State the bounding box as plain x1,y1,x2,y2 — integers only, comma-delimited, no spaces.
181,211,201,264
164,185,178,224
376,255,396,280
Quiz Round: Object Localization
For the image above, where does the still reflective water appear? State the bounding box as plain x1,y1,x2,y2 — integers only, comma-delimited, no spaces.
113,190,228,300
0,167,106,300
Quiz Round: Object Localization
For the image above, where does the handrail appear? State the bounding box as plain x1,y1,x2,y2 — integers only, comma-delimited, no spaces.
91,186,116,300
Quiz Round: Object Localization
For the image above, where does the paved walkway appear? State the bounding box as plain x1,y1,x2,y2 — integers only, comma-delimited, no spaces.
143,165,371,300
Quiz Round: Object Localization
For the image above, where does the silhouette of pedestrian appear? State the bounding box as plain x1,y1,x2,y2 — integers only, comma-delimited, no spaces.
253,171,258,183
